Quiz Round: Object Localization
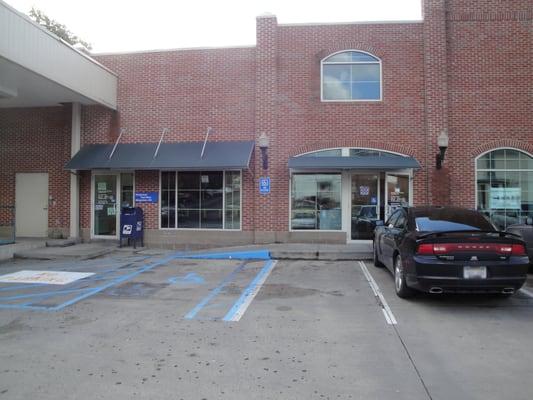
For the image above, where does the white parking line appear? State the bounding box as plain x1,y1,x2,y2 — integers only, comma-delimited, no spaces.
359,261,398,325
519,287,533,298
222,260,278,322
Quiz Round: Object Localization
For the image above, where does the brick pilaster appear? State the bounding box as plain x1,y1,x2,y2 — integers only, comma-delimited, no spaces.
254,14,279,240
423,0,450,205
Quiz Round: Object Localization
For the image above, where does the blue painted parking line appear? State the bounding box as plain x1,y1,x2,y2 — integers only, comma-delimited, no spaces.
0,287,89,302
184,261,248,320
0,252,183,311
48,252,184,311
179,249,270,260
168,273,205,285
182,249,276,322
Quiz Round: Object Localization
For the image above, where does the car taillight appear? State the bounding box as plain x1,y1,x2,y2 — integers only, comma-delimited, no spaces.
416,243,434,255
511,244,527,256
416,243,527,256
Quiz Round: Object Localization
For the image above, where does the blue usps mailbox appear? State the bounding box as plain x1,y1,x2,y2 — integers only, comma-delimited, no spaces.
259,177,270,195
120,207,144,248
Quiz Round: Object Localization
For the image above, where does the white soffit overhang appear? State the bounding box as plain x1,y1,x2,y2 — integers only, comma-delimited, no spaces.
0,0,117,109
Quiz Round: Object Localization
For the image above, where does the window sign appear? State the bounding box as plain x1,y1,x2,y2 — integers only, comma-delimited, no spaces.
259,177,270,194
135,192,158,203
489,188,521,210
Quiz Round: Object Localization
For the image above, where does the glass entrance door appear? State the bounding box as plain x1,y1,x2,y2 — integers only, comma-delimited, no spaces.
351,174,379,240
385,174,410,220
93,174,118,237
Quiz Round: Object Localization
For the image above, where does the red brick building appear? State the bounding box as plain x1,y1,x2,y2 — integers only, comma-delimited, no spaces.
1,0,531,247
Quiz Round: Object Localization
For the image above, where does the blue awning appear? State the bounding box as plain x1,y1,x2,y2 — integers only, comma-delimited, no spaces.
288,155,420,170
65,141,255,170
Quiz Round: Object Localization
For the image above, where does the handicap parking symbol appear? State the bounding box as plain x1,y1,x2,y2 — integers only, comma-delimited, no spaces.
259,177,270,194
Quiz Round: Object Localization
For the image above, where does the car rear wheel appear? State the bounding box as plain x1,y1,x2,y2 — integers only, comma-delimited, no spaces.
373,244,384,268
394,255,414,298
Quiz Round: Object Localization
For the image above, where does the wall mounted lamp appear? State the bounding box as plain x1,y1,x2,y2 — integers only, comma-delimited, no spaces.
436,130,449,169
258,132,269,170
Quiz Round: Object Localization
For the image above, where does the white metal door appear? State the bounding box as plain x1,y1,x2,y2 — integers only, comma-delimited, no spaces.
15,173,49,237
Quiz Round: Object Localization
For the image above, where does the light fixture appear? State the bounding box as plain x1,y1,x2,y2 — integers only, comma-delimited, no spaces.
436,129,449,169
258,132,269,170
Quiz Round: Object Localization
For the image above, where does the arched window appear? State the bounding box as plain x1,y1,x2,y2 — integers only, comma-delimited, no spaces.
476,148,533,230
321,50,381,101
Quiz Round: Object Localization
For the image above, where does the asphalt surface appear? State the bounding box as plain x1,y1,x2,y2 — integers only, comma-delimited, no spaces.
0,251,532,399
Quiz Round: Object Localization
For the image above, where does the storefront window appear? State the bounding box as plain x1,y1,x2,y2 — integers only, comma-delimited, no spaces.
476,149,533,230
291,174,342,230
161,171,176,228
120,173,134,208
225,171,241,230
160,171,241,230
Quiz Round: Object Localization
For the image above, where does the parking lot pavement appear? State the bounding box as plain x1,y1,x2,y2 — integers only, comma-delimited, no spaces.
0,254,532,399
363,261,533,400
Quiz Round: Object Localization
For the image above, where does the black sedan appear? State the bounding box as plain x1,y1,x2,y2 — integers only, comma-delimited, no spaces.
373,206,530,298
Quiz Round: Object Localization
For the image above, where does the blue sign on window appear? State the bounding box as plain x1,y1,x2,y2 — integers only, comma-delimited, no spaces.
259,177,270,194
135,192,158,203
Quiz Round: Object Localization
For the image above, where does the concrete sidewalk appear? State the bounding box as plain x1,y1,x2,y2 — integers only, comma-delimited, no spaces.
155,242,373,261
4,241,373,262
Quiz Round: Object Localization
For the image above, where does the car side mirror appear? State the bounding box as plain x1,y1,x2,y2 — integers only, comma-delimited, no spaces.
375,220,384,227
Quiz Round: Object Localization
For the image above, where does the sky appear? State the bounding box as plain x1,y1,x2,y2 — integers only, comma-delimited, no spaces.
5,0,422,53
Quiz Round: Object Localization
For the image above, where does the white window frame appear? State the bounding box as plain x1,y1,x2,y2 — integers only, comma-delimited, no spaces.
474,147,533,229
158,170,243,231
90,170,135,240
320,49,383,103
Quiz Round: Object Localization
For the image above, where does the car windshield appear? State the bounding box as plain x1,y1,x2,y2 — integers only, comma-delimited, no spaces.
415,209,495,232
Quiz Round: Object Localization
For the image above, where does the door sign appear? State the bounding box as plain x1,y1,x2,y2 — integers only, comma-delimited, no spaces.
135,192,158,203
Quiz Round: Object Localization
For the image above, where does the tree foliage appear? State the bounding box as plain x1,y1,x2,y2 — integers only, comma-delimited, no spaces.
28,7,92,50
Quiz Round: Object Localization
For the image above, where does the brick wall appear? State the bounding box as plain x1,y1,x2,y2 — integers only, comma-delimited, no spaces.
423,0,450,205
2,0,531,241
78,47,257,232
87,47,256,144
254,15,279,239
445,0,533,208
269,20,427,232
0,106,71,236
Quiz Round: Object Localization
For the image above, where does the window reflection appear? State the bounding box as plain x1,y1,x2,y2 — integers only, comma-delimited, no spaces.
160,171,240,230
322,51,381,101
291,174,342,230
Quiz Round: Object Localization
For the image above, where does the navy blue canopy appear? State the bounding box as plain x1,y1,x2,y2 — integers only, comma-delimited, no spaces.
65,141,255,170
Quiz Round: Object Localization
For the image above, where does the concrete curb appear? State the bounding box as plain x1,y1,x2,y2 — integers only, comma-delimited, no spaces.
271,251,372,261
13,246,115,261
